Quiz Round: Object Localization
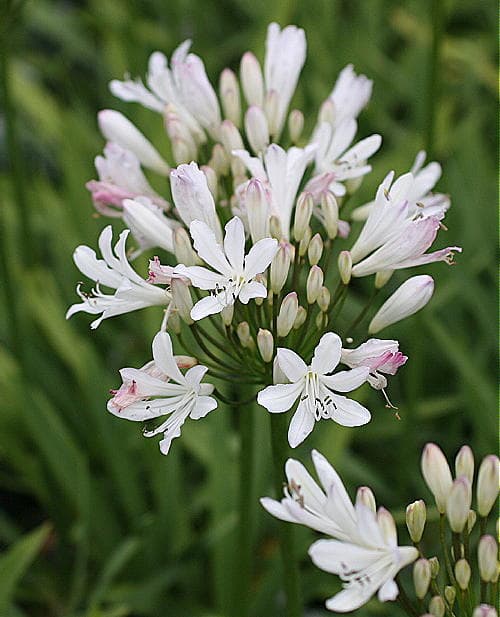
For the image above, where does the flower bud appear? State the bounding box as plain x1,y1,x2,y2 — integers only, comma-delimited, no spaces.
377,507,397,545
406,500,427,543
269,215,283,240
293,192,313,242
456,445,475,484
299,226,312,257
288,109,304,143
171,137,194,165
168,310,181,334
307,266,324,304
257,329,274,363
369,275,435,334
221,304,234,326
171,276,193,324
320,191,339,239
477,455,499,517
478,535,498,582
270,243,293,293
467,510,477,533
345,175,363,195
265,89,280,137
315,311,328,329
338,250,352,285
293,306,307,329
429,595,445,617
413,559,431,599
237,321,252,348
174,227,199,266
446,476,472,533
421,443,453,514
277,293,299,338
473,605,498,617
454,559,471,590
308,233,324,266
240,51,264,107
201,165,218,201
246,179,270,243
220,119,244,155
245,105,269,154
317,286,330,313
219,68,241,127
210,143,230,176
175,355,198,369
374,269,394,289
318,98,335,124
444,586,456,607
429,557,440,579
356,486,376,512
254,274,266,306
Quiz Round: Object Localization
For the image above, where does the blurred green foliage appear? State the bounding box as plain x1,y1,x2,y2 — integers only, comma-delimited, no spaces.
0,0,497,615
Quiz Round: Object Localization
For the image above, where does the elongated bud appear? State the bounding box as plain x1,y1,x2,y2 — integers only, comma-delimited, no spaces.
277,292,299,338
171,137,194,165
446,477,472,533
221,304,234,326
455,559,471,590
237,321,251,347
429,557,440,579
345,175,363,195
318,98,335,124
201,165,218,201
315,311,327,329
478,535,498,582
406,500,427,543
444,586,456,607
174,228,199,265
477,455,499,517
220,119,244,154
413,559,431,599
257,329,274,362
171,277,193,324
320,191,339,238
307,266,324,304
254,274,266,306
175,355,198,369
246,179,269,243
473,605,498,617
455,445,475,484
356,486,376,512
308,233,324,265
168,310,181,334
429,595,445,617
299,227,312,257
374,269,394,289
269,215,283,240
240,51,264,107
421,443,453,514
265,89,280,137
245,105,269,154
377,507,397,545
288,109,304,143
230,156,247,185
335,252,351,287
270,242,293,293
293,192,313,241
98,110,170,175
210,143,230,176
219,68,241,127
317,286,330,313
369,275,435,334
467,510,477,532
293,306,307,329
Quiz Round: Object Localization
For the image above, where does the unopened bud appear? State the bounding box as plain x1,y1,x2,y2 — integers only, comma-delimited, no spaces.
221,304,234,326
265,89,280,137
174,227,199,266
257,329,274,363
245,105,269,154
269,215,282,240
171,137,193,165
230,156,246,181
315,311,327,329
240,51,264,107
175,355,197,369
201,165,218,201
429,557,440,579
219,68,241,127
237,321,251,348
478,535,498,582
317,286,330,313
246,179,270,242
454,559,471,590
277,293,299,338
421,443,453,513
406,500,427,543
374,269,394,289
345,175,363,195
377,507,397,545
473,605,498,617
220,119,244,154
444,586,456,607
293,192,313,241
288,109,304,143
338,251,352,285
356,486,376,512
210,143,230,176
446,476,472,532
293,306,307,329
320,191,339,238
307,266,324,304
413,559,431,599
168,310,181,334
456,445,475,484
171,277,193,324
429,595,445,617
467,510,477,533
270,242,293,293
254,274,266,306
308,234,324,265
477,455,499,517
318,98,335,124
299,227,312,257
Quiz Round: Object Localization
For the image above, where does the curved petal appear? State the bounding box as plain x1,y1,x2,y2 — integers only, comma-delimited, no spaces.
321,366,369,392
277,348,308,382
152,332,185,384
311,450,356,522
239,281,267,304
260,497,298,524
288,399,315,448
223,217,246,273
184,364,208,389
378,578,398,602
190,395,217,419
331,395,371,427
308,539,378,574
190,220,232,275
285,458,326,511
174,264,225,290
311,332,342,375
191,294,227,320
257,382,302,413
244,238,279,279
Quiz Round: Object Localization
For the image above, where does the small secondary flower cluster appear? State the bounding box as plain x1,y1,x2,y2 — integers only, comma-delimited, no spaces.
263,444,499,614
67,23,461,455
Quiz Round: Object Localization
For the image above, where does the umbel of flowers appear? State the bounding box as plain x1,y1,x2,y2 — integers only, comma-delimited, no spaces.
66,22,467,615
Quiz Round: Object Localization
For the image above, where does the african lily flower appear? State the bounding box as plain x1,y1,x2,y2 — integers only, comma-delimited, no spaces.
340,338,407,390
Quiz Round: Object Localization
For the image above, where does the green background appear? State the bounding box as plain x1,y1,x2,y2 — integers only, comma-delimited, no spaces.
0,0,497,615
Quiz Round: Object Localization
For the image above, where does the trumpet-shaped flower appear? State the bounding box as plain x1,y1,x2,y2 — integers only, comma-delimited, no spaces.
257,333,371,447
175,217,278,320
108,331,216,455
66,226,170,328
340,339,407,390
122,197,176,256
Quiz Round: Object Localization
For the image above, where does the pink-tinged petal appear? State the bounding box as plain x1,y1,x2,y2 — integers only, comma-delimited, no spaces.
244,237,279,279
223,217,246,272
277,348,308,382
174,264,225,290
257,382,302,413
322,366,369,392
311,332,342,374
331,395,371,426
190,294,226,320
190,396,217,419
393,245,462,270
239,281,267,303
152,332,185,384
288,399,315,448
190,220,232,275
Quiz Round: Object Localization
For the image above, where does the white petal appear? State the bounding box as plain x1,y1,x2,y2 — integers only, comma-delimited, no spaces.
190,396,217,419
223,217,246,273
331,395,371,427
184,364,208,389
285,458,326,511
152,332,185,384
244,237,279,279
325,586,375,613
260,497,298,523
73,245,123,288
277,348,307,382
190,220,232,275
159,424,183,455
190,294,227,320
322,366,370,392
239,281,267,304
311,450,356,522
288,399,315,448
378,578,399,602
311,332,342,374
257,382,302,413
174,265,226,290
308,539,378,574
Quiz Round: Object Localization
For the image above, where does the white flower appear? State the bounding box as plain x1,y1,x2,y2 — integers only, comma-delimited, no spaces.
122,197,176,256
257,333,371,448
66,226,170,329
264,23,306,137
233,143,316,239
341,339,407,390
309,505,418,612
108,331,216,455
327,64,373,128
175,217,278,320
